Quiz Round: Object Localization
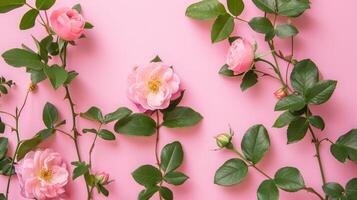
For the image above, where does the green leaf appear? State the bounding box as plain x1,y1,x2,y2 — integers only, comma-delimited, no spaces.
219,64,236,77
17,129,55,160
159,187,173,200
290,59,319,94
227,0,244,16
72,162,89,180
132,165,162,187
84,22,94,29
252,0,276,13
114,113,156,136
80,107,104,123
346,178,357,199
249,17,274,34
257,179,279,200
241,124,270,164
305,80,337,105
44,65,68,89
138,186,159,200
0,157,14,176
104,107,132,124
160,141,183,173
97,184,109,196
308,115,325,130
240,70,258,91
36,0,55,10
43,102,58,128
0,121,5,133
211,14,234,43
98,129,116,141
64,71,78,85
274,95,306,111
274,167,305,192
19,9,39,30
331,129,357,163
287,117,308,144
0,0,25,13
185,0,226,20
2,48,45,70
164,171,189,186
29,69,47,84
330,144,348,163
214,158,248,186
72,4,81,13
273,111,297,128
0,137,8,159
323,182,344,198
162,107,202,128
0,85,7,94
277,0,310,17
275,24,299,38
151,55,162,63
0,193,5,200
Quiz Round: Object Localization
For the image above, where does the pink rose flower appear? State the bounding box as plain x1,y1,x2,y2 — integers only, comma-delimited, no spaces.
50,7,85,41
274,88,287,99
15,149,69,200
128,62,181,111
226,38,254,75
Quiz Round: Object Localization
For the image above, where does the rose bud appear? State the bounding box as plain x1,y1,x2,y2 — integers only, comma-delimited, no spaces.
274,88,287,99
95,172,109,185
215,132,233,149
50,7,85,41
226,38,255,75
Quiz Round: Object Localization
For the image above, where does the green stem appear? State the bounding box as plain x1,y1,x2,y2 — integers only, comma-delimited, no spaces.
89,124,101,167
230,146,324,200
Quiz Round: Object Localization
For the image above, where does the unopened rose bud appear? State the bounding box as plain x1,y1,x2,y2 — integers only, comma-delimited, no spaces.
28,83,37,92
215,133,233,149
274,88,287,99
95,172,109,185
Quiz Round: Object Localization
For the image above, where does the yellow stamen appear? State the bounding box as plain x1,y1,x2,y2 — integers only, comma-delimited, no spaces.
148,79,161,93
39,169,53,182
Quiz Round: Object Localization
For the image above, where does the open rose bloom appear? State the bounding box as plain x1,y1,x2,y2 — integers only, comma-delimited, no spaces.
50,7,85,41
226,38,254,75
127,62,182,111
15,149,69,200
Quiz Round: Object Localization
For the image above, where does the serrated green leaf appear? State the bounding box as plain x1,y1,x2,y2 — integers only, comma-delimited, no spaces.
132,165,162,187
257,179,279,200
227,0,244,16
185,0,226,20
20,9,39,30
240,70,258,91
241,124,270,164
274,95,306,111
275,24,299,38
211,14,234,43
162,107,202,128
287,117,308,144
249,17,274,34
214,158,248,186
274,167,305,192
114,113,156,136
160,141,183,173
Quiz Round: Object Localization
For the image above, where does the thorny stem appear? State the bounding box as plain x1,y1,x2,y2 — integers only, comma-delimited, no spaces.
5,90,30,200
230,146,324,200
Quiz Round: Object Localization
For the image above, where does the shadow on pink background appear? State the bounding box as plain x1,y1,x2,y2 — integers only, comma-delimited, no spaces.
1,0,356,199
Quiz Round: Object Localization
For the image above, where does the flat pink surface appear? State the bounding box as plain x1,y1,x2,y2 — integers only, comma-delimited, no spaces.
1,0,357,199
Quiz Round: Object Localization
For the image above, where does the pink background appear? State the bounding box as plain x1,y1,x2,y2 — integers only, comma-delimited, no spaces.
1,0,357,199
